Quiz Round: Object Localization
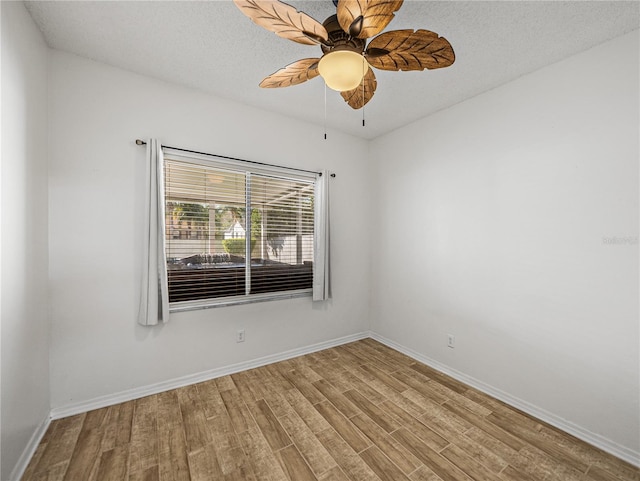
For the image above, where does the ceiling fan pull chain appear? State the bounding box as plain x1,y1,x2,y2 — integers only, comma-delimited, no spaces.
362,58,366,127
324,82,327,140
362,86,365,126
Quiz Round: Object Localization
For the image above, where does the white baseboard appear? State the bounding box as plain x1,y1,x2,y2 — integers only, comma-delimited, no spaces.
8,413,51,481
369,331,640,468
50,331,369,420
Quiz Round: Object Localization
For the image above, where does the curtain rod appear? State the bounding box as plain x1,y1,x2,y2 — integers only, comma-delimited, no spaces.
135,139,335,178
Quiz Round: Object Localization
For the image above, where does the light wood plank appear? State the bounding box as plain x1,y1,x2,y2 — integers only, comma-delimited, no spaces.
129,396,159,475
31,415,84,475
312,379,361,418
361,339,416,368
380,400,449,451
21,339,639,481
358,364,408,393
339,370,387,405
95,445,129,481
156,390,182,434
439,443,498,481
360,445,411,481
276,444,318,481
101,401,134,451
516,445,585,481
176,385,212,452
157,426,190,481
214,374,237,392
236,426,282,480
281,369,326,405
196,379,228,419
311,365,353,393
342,389,402,434
229,371,261,402
63,410,108,481
487,411,589,473
350,414,421,475
316,428,382,481
392,428,472,481
279,413,337,476
283,388,332,434
439,430,507,474
415,396,471,434
318,465,351,481
248,399,292,451
442,401,524,451
352,345,407,373
590,458,640,481
499,464,538,481
128,465,159,481
187,445,224,481
314,401,371,453
391,369,449,405
408,464,444,481
208,412,242,473
219,387,255,433
463,426,521,466
409,363,468,395
378,384,427,419
263,389,298,419
221,446,260,481
30,462,69,481
426,380,492,416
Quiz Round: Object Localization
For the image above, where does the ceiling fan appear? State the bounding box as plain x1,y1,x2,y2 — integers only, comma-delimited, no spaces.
234,0,455,109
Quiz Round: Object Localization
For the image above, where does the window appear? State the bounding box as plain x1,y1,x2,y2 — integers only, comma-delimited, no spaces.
163,152,316,309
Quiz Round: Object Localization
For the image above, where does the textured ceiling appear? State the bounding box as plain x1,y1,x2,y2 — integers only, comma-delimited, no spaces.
25,1,639,139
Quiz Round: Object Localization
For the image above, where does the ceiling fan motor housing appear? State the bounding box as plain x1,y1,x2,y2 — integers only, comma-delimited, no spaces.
321,14,365,55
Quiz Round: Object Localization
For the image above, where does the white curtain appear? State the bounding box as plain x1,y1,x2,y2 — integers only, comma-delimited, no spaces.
138,139,170,325
313,171,331,301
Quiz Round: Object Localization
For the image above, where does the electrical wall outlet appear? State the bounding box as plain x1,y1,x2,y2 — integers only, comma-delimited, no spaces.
447,334,455,349
236,329,245,343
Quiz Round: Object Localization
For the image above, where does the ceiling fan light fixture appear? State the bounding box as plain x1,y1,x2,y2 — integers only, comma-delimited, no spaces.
318,50,366,92
234,0,455,109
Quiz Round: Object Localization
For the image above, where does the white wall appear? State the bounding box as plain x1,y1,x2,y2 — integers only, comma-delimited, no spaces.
1,2,51,479
370,30,639,460
48,50,371,410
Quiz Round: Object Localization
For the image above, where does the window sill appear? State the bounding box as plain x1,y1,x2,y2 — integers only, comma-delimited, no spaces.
169,289,312,312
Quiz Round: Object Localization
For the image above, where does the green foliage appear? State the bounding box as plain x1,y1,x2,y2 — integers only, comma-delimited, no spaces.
170,202,208,223
222,238,256,256
251,209,262,240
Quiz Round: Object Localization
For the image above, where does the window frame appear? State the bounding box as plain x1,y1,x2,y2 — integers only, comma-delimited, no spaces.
162,149,318,312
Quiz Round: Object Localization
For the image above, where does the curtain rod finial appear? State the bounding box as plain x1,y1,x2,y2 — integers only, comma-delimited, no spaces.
136,139,146,146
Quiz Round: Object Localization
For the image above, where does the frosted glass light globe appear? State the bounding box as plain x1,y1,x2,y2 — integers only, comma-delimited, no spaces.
318,51,366,92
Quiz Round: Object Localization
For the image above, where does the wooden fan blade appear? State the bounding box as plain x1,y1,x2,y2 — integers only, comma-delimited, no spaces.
234,0,329,45
366,29,455,71
340,66,377,109
336,0,403,39
259,58,320,88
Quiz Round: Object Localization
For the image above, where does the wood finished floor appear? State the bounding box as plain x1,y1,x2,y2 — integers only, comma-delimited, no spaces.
22,339,639,481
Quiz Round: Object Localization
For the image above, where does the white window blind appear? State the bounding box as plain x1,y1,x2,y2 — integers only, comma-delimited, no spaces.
163,154,315,307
